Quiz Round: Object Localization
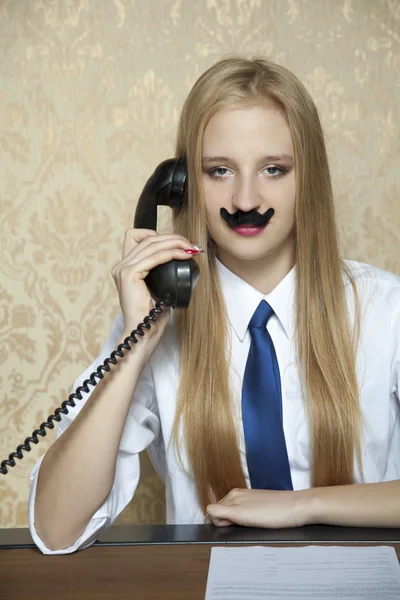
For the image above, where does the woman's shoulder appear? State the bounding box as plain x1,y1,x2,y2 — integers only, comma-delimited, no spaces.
342,259,400,290
342,259,400,320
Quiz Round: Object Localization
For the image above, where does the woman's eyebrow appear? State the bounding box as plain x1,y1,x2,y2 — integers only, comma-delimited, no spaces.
202,154,294,164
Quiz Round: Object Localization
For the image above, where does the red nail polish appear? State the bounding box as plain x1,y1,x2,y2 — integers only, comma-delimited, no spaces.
184,249,200,254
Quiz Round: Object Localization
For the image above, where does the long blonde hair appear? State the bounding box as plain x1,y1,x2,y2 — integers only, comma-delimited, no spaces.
171,56,362,512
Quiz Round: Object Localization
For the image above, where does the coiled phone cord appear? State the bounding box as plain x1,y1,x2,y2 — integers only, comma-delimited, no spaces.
0,297,172,475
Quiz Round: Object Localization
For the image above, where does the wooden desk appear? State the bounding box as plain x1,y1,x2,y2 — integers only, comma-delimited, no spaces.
1,525,400,599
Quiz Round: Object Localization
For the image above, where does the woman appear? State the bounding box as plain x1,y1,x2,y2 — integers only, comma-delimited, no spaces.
29,57,400,554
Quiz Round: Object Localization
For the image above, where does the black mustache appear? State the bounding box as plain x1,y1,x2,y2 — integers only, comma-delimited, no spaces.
220,207,275,227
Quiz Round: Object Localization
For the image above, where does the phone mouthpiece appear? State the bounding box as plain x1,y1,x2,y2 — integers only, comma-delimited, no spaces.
145,258,200,309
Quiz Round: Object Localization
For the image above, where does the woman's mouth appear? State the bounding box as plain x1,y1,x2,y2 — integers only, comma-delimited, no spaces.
230,224,268,236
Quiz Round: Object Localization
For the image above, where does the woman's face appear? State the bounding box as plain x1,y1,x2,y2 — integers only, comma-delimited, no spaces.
202,103,296,274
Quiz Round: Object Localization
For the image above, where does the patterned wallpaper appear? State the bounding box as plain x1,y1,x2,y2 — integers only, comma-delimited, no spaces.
0,0,399,528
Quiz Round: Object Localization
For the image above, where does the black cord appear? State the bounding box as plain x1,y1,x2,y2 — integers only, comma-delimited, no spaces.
0,297,172,475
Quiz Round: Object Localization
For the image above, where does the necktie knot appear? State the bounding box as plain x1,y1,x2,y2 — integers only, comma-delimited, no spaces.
248,300,274,331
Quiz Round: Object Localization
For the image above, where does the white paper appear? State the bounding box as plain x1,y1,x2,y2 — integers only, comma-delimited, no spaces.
205,545,400,599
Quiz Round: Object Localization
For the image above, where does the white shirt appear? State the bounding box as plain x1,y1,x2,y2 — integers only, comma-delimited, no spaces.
28,259,400,554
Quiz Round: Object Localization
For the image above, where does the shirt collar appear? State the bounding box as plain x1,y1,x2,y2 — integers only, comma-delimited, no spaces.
215,258,296,341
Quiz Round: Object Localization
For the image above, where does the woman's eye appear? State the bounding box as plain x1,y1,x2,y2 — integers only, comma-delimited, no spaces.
264,166,285,178
209,167,231,178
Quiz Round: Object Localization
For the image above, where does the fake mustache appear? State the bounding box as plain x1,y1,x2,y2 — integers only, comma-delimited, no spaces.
220,207,275,227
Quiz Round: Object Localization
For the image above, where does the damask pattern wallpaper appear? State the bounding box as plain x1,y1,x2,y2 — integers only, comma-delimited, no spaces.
0,0,399,528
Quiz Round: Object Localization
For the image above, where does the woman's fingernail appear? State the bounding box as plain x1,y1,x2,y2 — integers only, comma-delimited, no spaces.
185,249,200,254
190,244,205,253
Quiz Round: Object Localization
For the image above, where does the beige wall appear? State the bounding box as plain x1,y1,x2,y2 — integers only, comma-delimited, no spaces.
0,0,399,528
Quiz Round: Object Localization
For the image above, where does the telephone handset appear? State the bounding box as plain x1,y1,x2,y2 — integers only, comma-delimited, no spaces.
135,158,200,308
0,158,200,474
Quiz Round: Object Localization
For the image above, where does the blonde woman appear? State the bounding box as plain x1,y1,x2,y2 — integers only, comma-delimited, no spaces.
29,57,400,554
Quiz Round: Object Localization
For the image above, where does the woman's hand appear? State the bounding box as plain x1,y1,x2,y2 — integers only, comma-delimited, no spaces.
111,228,201,363
205,488,314,529
112,229,198,331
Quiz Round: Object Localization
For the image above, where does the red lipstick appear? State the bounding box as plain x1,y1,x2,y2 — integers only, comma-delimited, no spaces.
231,224,268,236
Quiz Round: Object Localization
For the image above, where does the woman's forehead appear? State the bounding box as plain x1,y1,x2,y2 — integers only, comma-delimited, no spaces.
202,105,293,156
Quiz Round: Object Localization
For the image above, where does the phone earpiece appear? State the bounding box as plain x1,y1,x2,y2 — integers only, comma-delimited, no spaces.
168,158,187,209
134,157,200,309
134,158,187,231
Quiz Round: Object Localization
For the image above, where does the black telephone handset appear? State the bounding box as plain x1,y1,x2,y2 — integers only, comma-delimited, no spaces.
134,158,200,308
0,158,200,475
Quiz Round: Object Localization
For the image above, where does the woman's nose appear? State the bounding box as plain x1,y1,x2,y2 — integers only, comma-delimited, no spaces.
231,176,262,213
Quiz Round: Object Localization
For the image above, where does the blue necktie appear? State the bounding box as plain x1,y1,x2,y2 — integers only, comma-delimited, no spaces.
242,300,293,490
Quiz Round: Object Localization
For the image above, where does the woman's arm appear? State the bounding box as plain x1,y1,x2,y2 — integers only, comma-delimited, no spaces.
205,480,400,528
34,333,154,552
306,479,400,528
